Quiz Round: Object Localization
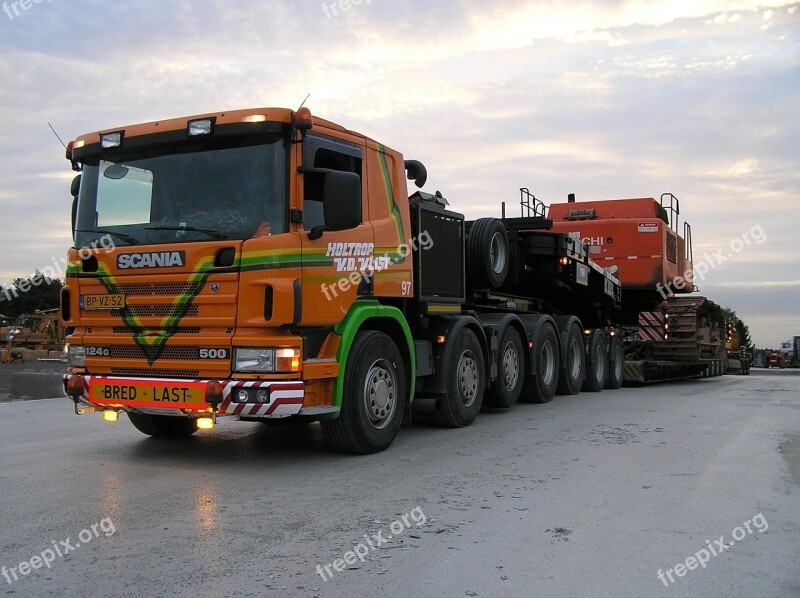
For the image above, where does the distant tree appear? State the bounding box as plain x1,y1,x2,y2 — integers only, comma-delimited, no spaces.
721,307,753,350
0,272,63,318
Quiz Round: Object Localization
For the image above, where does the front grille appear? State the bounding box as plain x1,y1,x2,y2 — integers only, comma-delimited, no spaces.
110,367,200,378
109,345,200,360
111,305,199,318
106,282,203,296
112,327,202,335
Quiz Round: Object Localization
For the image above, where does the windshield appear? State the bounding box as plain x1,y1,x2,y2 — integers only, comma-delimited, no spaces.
74,136,287,247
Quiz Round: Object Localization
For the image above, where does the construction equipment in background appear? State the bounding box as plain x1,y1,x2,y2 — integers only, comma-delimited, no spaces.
0,308,64,355
725,329,752,375
777,336,800,368
767,352,784,368
547,193,727,382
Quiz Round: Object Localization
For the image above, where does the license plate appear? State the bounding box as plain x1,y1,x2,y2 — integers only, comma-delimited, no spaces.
89,381,206,405
81,294,126,310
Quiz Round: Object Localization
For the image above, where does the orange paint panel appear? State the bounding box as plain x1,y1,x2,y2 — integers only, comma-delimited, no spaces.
550,218,665,288
302,379,334,408
302,360,339,380
549,198,662,221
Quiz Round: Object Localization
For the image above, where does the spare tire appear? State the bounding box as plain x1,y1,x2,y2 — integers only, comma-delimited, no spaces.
468,218,509,289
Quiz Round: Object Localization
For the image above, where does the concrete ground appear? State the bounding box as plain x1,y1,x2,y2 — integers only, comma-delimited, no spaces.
0,369,798,597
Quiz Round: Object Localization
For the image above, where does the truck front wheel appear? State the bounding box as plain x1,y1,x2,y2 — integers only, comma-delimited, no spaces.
321,330,406,454
127,413,198,438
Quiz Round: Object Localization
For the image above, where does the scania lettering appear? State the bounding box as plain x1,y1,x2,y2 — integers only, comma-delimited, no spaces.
117,251,185,269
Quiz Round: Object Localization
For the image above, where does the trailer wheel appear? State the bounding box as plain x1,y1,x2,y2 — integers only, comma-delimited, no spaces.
485,327,524,408
582,330,607,392
321,330,406,454
468,218,509,289
431,328,485,427
520,323,560,403
127,413,198,438
556,322,585,395
604,334,624,390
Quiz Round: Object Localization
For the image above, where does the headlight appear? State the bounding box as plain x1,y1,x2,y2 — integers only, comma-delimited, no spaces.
234,348,274,372
233,347,300,373
68,345,86,367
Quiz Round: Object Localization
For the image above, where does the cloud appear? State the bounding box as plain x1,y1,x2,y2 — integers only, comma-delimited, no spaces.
0,0,798,346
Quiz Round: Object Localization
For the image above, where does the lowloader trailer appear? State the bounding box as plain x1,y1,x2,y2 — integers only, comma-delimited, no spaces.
61,107,718,453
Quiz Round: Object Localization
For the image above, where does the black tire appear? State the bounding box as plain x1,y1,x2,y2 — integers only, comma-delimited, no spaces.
604,333,624,390
321,331,406,454
520,323,560,403
582,330,607,392
467,218,509,289
556,322,584,395
127,412,198,438
485,327,524,408
431,328,485,427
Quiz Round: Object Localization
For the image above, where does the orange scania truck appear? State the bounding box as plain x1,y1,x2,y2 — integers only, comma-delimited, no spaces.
61,107,723,452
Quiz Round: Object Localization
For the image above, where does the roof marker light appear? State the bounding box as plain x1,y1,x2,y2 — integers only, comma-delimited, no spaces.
100,131,123,148
188,118,214,136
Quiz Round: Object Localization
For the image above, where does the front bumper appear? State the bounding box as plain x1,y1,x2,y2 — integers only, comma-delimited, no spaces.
63,374,304,418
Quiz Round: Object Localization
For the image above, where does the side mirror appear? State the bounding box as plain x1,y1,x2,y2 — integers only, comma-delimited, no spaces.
324,171,361,230
309,171,361,240
70,174,81,238
70,174,81,198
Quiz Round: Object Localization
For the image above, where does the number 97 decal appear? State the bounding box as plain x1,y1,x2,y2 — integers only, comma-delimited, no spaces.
401,280,412,296
199,348,229,359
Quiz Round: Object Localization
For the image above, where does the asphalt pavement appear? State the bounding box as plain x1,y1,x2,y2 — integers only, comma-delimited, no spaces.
0,369,798,597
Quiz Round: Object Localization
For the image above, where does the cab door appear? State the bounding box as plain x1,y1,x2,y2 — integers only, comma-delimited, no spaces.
299,133,374,326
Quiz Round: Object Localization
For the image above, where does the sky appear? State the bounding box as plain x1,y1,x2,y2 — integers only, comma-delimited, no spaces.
0,0,797,347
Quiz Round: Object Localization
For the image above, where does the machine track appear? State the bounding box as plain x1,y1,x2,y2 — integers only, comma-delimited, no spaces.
650,296,726,362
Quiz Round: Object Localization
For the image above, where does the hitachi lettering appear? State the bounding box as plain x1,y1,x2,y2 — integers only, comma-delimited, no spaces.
117,251,186,269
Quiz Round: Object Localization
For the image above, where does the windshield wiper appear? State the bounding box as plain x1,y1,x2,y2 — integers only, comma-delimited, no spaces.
76,228,139,245
145,225,228,240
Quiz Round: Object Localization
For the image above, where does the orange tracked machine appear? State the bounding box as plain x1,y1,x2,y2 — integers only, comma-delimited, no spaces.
547,193,727,381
